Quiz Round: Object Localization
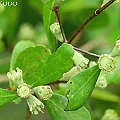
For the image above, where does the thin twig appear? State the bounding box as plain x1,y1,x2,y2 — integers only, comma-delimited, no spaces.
67,0,116,44
73,47,100,58
53,6,67,42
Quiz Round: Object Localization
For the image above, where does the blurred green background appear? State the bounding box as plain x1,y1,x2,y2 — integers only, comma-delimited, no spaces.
0,0,120,120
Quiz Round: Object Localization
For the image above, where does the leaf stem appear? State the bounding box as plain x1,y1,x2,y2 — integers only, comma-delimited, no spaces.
67,0,116,44
73,47,100,58
53,6,67,43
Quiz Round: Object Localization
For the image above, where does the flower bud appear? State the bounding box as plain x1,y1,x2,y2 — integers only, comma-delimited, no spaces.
17,83,31,98
98,54,117,74
33,86,53,100
101,109,119,120
109,40,120,56
7,68,23,86
26,94,44,114
96,76,107,89
50,22,63,42
73,50,89,71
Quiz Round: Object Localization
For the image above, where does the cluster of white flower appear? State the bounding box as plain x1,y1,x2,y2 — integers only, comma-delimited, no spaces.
50,21,119,89
7,68,53,115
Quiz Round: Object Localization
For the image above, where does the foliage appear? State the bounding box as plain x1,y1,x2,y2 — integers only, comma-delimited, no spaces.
0,0,120,120
65,65,101,111
44,93,91,120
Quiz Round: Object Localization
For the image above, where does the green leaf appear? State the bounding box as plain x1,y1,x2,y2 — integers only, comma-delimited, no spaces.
14,45,51,84
10,40,35,70
65,65,101,111
31,43,74,87
0,88,18,108
44,93,91,120
40,0,55,8
43,0,56,52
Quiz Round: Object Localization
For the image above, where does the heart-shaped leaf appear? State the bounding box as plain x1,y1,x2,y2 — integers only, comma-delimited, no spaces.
65,65,100,110
14,45,51,84
44,93,91,120
31,43,74,87
10,40,35,70
0,88,18,108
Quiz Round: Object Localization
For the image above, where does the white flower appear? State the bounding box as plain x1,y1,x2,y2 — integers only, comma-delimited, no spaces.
50,22,63,42
50,22,61,34
7,68,23,86
73,50,89,71
17,83,31,98
98,54,117,74
26,94,44,114
33,86,53,100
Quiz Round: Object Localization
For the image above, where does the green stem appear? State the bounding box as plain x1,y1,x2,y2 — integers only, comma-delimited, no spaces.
53,6,67,43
